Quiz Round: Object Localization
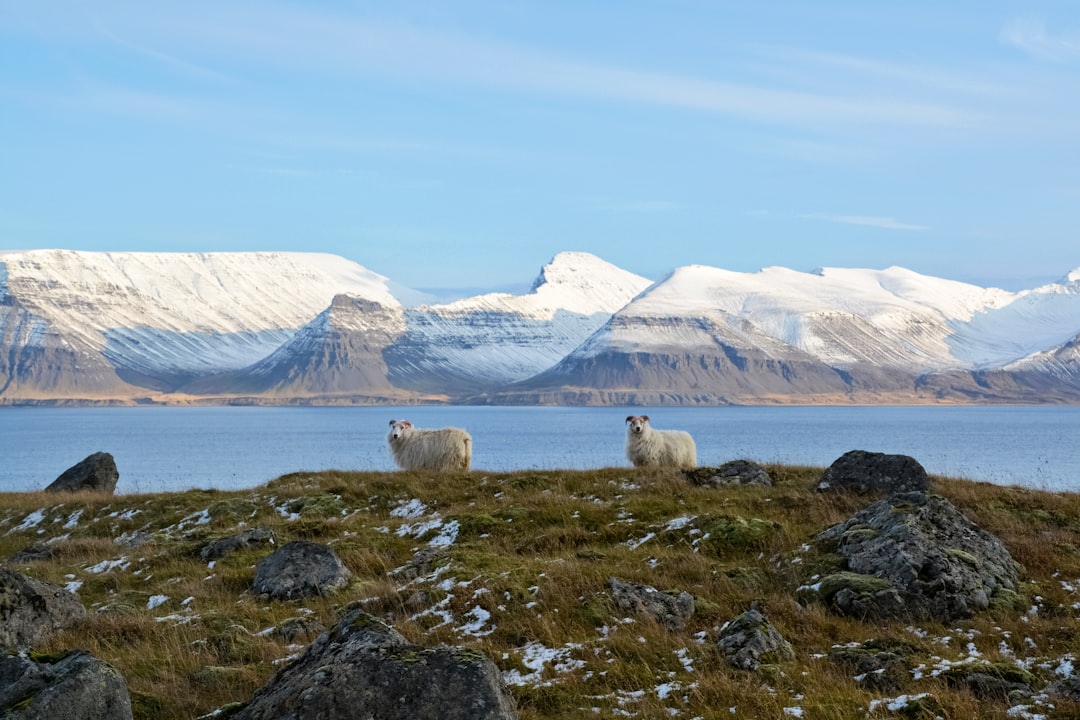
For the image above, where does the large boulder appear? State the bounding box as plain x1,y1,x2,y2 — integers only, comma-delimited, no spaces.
45,452,119,494
608,577,695,631
252,541,351,601
815,450,930,495
234,610,518,720
810,491,1022,622
0,566,87,650
0,650,132,720
716,609,795,671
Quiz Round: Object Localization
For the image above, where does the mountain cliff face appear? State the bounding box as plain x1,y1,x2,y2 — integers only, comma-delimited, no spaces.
2,250,1078,405
179,253,653,400
0,250,402,401
479,265,1080,405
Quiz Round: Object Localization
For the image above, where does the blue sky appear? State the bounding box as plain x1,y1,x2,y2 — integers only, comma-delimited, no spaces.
2,1,1079,292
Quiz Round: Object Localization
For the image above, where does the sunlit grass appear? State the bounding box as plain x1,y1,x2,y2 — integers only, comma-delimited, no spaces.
3,466,1080,719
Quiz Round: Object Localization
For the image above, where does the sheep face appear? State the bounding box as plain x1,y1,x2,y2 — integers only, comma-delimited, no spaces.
626,415,651,435
388,419,413,441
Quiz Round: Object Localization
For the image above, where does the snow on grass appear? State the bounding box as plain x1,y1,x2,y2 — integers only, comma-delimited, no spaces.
664,516,695,531
63,509,83,529
456,605,495,637
164,508,213,533
86,556,131,574
396,518,443,539
390,498,428,518
626,532,656,550
429,519,459,547
9,509,46,534
503,641,587,686
868,692,932,713
147,594,169,610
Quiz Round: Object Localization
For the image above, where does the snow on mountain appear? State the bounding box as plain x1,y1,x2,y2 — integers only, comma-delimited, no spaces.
3,249,1079,405
383,252,653,389
181,295,414,400
492,262,1080,405
0,250,400,384
582,264,1079,372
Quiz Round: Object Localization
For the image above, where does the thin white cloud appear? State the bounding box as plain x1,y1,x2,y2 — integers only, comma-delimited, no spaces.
801,213,929,232
588,199,681,213
89,16,234,83
1001,17,1080,63
49,3,985,132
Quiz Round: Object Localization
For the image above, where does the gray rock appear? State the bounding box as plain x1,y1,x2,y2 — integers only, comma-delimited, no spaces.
273,616,327,643
390,547,448,583
608,577,695,631
252,541,351,601
828,640,913,692
0,566,87,650
684,460,772,488
812,491,1021,622
815,449,930,495
1045,675,1080,701
0,650,132,720
45,452,119,494
234,610,518,720
8,542,54,564
201,527,277,561
716,609,795,671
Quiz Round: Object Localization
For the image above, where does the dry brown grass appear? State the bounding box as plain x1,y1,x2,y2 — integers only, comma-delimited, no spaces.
4,466,1080,719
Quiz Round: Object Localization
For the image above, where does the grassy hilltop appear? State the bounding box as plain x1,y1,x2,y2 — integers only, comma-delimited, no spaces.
3,467,1080,719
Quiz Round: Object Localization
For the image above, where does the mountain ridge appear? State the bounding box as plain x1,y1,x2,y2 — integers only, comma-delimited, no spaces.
2,249,1079,405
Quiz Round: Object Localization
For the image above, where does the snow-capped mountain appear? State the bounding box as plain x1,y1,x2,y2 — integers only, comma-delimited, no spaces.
180,252,653,400
385,252,653,392
487,264,1080,405
2,249,1079,405
0,250,401,398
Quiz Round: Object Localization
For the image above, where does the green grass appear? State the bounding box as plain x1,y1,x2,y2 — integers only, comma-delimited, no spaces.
3,466,1080,719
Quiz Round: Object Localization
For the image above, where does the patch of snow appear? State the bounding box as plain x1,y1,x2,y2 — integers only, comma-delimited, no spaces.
868,692,932,713
147,595,169,610
390,498,428,519
428,519,460,548
626,532,656,550
457,606,495,637
503,641,587,686
9,509,46,533
86,556,130,574
63,509,83,529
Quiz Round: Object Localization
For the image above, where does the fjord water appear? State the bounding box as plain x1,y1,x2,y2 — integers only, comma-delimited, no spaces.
1,405,1078,495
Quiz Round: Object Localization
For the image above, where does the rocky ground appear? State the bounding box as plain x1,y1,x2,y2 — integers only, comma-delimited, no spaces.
3,452,1080,718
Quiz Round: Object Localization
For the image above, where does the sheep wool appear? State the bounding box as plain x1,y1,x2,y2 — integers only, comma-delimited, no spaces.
387,420,472,472
625,415,697,469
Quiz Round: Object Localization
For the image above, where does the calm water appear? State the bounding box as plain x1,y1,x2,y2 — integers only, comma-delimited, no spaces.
1,405,1078,494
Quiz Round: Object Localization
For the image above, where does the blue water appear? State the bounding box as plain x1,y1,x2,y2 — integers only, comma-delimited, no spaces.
1,405,1078,494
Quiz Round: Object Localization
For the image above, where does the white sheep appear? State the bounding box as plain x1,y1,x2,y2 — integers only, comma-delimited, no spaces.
387,419,473,472
625,415,697,469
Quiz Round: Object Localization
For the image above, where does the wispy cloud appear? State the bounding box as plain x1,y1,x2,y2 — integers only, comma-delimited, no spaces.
53,4,984,132
801,213,929,231
89,16,233,83
588,199,681,213
1001,17,1080,63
